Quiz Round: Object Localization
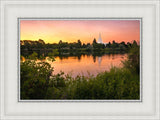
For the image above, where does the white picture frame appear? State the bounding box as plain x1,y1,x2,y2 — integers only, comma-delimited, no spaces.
0,0,159,120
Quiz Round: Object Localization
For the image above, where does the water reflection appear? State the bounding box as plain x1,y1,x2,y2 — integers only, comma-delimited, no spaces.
44,54,127,77
98,57,102,65
93,56,96,63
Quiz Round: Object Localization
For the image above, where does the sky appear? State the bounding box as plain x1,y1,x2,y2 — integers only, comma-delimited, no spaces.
20,20,140,44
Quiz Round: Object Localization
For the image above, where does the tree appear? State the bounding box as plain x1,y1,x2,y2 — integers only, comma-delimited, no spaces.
120,41,125,46
127,42,132,48
106,42,111,48
20,60,53,99
111,40,118,49
112,40,116,44
82,43,86,48
92,38,98,49
132,40,138,46
38,39,45,44
59,40,63,44
77,39,82,48
123,44,140,74
92,38,97,45
58,40,63,49
28,52,38,60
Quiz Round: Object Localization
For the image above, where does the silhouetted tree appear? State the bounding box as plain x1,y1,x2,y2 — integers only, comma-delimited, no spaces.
77,39,82,48
59,40,63,44
92,38,97,45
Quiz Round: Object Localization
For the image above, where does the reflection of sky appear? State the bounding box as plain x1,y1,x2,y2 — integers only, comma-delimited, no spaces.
42,54,128,77
20,20,140,44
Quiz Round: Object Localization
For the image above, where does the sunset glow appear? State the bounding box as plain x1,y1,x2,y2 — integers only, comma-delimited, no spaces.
20,20,140,44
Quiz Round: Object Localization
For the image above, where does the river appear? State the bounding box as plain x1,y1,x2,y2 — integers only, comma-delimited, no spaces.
38,54,128,77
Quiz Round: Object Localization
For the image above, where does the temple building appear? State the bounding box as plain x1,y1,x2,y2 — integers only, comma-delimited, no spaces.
98,33,103,44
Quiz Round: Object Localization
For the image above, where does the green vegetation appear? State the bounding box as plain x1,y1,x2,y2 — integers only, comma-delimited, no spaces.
20,39,135,58
20,42,140,100
21,61,53,99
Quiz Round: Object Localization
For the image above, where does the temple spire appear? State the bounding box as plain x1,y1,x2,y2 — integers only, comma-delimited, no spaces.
98,33,103,43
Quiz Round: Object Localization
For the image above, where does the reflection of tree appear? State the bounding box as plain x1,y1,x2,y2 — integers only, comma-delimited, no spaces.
93,55,96,63
77,55,81,61
108,54,111,59
59,56,63,60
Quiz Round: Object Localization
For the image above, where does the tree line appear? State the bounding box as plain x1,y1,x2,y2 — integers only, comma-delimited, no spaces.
21,38,139,57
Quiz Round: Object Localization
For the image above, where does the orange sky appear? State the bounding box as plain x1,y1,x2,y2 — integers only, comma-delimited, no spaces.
20,20,140,44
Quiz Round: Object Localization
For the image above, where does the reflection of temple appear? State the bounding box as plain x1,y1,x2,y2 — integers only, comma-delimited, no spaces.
98,56,102,65
93,56,102,65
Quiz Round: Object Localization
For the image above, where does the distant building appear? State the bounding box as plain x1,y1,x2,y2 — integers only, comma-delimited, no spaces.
98,33,103,44
97,33,107,45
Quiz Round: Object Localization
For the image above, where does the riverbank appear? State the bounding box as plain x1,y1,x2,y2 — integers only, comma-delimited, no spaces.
20,60,139,99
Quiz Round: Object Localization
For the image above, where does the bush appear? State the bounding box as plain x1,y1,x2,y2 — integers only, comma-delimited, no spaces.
21,60,139,99
20,60,53,99
122,42,140,74
65,67,139,99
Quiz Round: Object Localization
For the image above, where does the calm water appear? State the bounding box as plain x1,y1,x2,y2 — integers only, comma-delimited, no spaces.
39,54,127,77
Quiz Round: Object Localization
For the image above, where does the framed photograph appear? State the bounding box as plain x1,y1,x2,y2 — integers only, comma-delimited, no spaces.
19,18,141,101
0,0,159,120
